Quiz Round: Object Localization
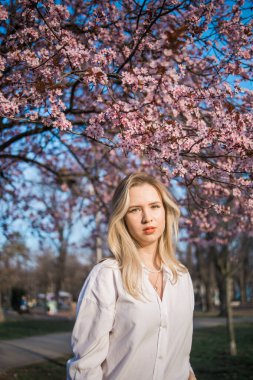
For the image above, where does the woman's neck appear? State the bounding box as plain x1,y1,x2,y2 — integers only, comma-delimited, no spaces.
138,245,161,269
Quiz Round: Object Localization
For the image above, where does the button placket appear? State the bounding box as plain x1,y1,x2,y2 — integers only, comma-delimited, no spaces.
153,291,169,380
143,266,171,380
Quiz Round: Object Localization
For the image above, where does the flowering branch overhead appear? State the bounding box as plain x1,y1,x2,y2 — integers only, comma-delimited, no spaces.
0,0,253,239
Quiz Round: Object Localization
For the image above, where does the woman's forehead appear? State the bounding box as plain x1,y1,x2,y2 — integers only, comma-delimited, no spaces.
128,184,162,204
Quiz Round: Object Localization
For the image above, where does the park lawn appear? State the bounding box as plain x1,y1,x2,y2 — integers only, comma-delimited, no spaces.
0,324,252,380
0,357,68,380
0,319,74,340
191,323,253,380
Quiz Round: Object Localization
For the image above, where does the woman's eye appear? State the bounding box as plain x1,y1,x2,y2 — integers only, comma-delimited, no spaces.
152,205,160,209
129,208,140,213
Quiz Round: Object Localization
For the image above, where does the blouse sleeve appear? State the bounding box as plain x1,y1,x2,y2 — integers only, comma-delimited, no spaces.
187,271,196,378
188,271,195,313
66,263,117,380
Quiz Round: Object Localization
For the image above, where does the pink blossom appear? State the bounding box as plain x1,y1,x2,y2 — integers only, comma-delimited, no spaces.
0,5,8,20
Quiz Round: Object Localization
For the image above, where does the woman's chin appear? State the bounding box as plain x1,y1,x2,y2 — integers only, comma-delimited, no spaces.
138,236,159,246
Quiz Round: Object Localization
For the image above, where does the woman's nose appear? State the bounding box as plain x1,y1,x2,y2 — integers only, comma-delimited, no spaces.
142,209,153,223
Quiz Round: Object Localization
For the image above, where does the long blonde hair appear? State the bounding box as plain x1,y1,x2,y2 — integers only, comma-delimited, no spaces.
107,172,187,298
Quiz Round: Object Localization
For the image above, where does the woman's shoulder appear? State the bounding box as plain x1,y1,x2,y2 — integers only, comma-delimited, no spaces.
77,258,120,310
86,258,120,286
176,264,193,289
164,260,189,275
176,263,192,281
95,257,120,273
97,257,120,267
164,261,192,286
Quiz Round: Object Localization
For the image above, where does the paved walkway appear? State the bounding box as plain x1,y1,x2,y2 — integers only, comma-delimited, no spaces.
0,316,252,373
0,332,71,373
193,315,253,328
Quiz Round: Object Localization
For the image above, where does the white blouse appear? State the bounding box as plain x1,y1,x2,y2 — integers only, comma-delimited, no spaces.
67,258,195,380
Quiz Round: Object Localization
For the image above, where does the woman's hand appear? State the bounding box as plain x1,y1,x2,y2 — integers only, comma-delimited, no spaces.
188,370,197,380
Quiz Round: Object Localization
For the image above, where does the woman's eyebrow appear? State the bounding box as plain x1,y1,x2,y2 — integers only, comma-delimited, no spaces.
128,201,161,208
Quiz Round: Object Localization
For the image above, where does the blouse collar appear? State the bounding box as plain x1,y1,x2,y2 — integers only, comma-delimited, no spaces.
141,263,173,281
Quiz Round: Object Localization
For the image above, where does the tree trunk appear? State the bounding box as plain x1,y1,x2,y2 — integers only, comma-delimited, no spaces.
195,246,217,312
214,251,227,317
214,246,238,356
239,275,247,304
205,281,213,311
217,278,227,316
0,292,5,322
238,257,248,304
226,260,237,356
55,242,67,308
96,211,103,263
205,259,216,312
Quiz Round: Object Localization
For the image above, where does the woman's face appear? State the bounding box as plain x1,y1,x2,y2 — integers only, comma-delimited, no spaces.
124,183,166,248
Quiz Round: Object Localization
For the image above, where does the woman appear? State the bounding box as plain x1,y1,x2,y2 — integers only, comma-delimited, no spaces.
67,172,197,380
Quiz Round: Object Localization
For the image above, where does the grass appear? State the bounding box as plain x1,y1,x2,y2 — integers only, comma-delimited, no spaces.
0,324,252,379
0,319,74,340
0,357,68,380
191,323,253,380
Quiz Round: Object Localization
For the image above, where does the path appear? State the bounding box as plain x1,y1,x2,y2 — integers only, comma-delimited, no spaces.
0,316,252,373
193,315,253,329
0,332,71,373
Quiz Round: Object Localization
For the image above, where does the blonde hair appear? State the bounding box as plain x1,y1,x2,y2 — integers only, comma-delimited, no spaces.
107,172,187,298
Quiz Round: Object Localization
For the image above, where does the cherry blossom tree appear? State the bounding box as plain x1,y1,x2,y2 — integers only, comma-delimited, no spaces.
1,0,252,191
1,0,253,354
180,183,253,356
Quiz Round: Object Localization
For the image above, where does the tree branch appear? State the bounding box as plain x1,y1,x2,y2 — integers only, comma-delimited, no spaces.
0,126,52,152
0,154,59,176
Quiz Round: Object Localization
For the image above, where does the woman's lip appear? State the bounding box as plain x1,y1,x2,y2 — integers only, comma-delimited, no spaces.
143,227,156,234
